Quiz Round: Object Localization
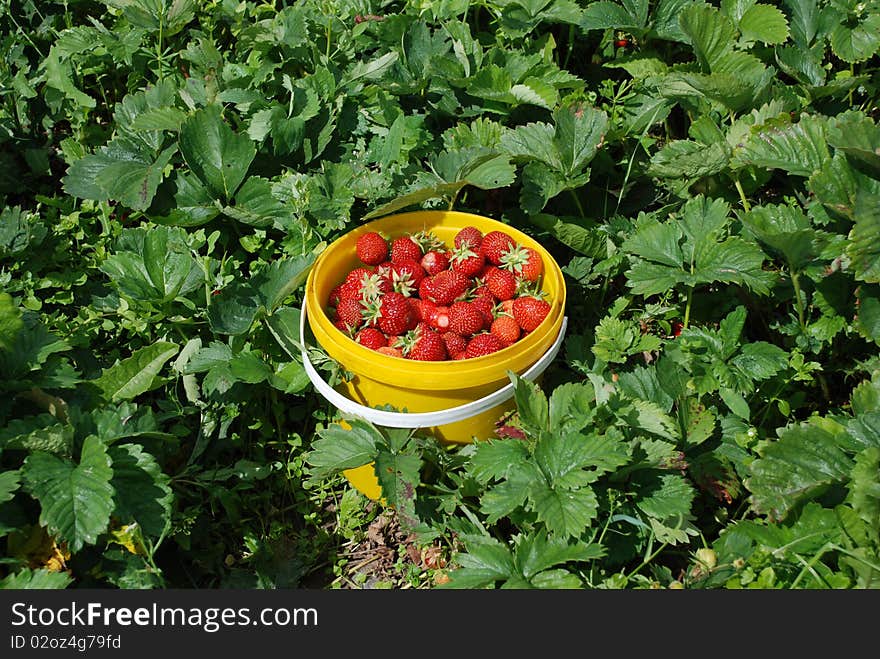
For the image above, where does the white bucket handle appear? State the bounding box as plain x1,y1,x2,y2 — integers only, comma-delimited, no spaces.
299,299,568,429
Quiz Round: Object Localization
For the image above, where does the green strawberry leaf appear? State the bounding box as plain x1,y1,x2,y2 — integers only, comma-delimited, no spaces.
92,342,179,402
179,104,256,200
0,568,73,590
305,419,381,480
108,443,173,538
23,435,115,552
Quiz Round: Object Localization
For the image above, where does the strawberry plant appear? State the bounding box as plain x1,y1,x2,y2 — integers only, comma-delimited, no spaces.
1,0,879,591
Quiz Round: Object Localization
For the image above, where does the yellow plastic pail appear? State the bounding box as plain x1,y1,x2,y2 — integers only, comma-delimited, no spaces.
300,211,568,500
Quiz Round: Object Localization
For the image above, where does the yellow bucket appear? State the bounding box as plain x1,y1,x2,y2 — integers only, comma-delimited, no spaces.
300,210,567,499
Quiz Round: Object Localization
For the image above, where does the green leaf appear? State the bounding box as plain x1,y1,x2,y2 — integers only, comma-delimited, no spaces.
179,104,255,200
108,444,173,538
731,342,789,381
265,306,303,360
747,421,853,521
855,285,880,346
253,254,315,312
515,531,604,579
648,140,730,180
0,470,20,503
580,0,648,31
738,4,790,44
529,481,599,538
732,113,831,176
679,3,737,71
848,194,880,283
554,104,609,178
740,203,817,270
0,292,23,351
23,436,115,552
306,419,380,480
100,226,203,306
719,386,751,420
374,446,421,522
93,342,179,402
469,439,532,484
0,568,73,590
849,448,880,535
442,536,515,589
63,139,176,211
511,373,549,434
827,111,880,174
0,206,47,258
828,13,880,63
636,473,696,519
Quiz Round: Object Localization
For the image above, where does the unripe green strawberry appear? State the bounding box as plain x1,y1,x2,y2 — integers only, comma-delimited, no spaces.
465,332,504,358
356,231,388,265
512,296,550,332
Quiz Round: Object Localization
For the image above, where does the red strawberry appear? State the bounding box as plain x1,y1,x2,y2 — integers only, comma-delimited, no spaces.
335,297,365,330
429,305,450,332
327,284,344,307
470,295,495,329
486,268,518,301
391,235,423,263
500,244,543,282
340,266,377,301
399,325,448,361
512,296,550,332
442,331,468,357
450,243,485,278
334,318,354,334
376,345,404,358
391,259,426,286
465,332,504,358
499,299,515,316
480,230,515,265
366,292,416,336
410,298,436,323
452,351,469,360
356,231,388,265
447,301,484,336
490,315,521,347
454,226,484,251
355,327,388,350
419,270,469,306
421,249,449,276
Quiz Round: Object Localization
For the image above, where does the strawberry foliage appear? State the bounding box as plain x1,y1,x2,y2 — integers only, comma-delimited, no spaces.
1,0,879,590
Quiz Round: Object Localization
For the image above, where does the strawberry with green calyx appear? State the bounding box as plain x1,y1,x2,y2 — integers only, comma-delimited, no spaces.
449,242,485,278
465,332,504,358
356,231,389,266
411,229,446,255
390,235,423,263
334,297,366,331
395,323,448,361
454,226,484,251
480,230,516,265
376,345,404,358
355,326,388,350
419,270,469,306
358,271,392,301
512,295,550,332
499,244,543,282
327,284,344,308
362,291,416,336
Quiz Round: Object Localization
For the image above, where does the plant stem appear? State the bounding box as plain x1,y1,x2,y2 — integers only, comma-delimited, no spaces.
790,270,806,331
683,287,693,329
569,188,586,218
156,13,164,82
734,177,751,213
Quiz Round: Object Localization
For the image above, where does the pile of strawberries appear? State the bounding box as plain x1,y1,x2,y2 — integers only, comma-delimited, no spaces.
324,225,552,361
